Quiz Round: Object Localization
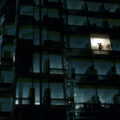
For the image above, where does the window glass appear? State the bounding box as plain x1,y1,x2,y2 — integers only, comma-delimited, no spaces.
66,0,85,10
98,88,118,104
104,3,119,13
70,34,90,49
20,6,33,16
71,58,92,74
50,83,64,105
19,25,33,39
68,15,87,26
33,53,40,73
111,38,120,51
94,59,114,75
74,85,96,103
90,34,111,51
88,18,105,28
48,9,59,18
108,19,120,28
86,2,102,12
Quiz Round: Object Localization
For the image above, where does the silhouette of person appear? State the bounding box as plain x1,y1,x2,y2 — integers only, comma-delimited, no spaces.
98,43,103,50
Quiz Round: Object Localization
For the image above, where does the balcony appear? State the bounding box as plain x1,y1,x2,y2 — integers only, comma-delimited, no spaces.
74,103,120,120
66,74,120,86
65,24,120,37
16,68,65,82
85,0,119,3
65,24,109,34
65,25,89,34
64,48,92,58
64,48,120,59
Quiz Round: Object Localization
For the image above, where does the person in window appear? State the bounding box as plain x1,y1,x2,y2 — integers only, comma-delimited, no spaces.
98,43,103,50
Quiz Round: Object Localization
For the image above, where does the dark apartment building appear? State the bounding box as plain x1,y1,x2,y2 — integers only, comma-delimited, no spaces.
0,0,120,120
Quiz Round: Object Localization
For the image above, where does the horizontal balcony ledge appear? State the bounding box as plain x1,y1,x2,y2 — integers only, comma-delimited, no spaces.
33,46,64,54
30,46,120,58
66,74,120,85
65,25,108,34
65,25,120,35
64,9,120,19
16,72,65,79
64,48,120,58
85,0,119,3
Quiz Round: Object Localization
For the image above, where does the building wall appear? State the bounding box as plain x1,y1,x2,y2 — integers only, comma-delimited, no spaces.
0,0,120,113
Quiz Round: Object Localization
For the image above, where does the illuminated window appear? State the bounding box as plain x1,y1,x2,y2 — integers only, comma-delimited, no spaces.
90,34,112,51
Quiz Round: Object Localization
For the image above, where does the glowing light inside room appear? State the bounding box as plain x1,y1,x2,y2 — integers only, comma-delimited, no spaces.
90,34,111,51
92,38,104,47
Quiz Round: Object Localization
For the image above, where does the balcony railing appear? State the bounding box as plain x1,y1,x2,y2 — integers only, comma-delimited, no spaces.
85,0,119,3
73,103,120,119
50,68,65,74
64,48,120,59
66,73,120,85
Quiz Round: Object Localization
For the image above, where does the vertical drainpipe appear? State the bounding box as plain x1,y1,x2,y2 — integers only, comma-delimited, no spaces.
63,0,67,106
39,1,43,120
13,0,20,106
39,0,42,105
11,0,20,119
32,0,34,93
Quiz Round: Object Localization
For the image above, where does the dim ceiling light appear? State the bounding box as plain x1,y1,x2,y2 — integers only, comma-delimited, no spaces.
92,38,104,47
